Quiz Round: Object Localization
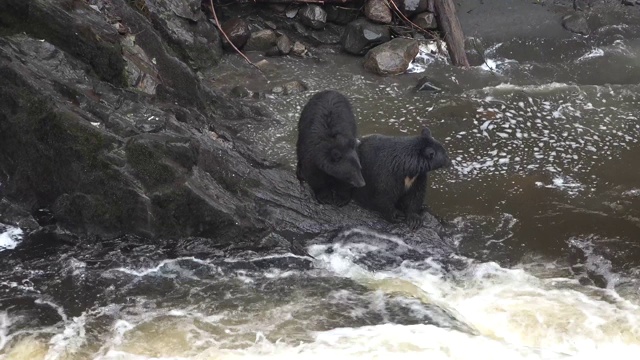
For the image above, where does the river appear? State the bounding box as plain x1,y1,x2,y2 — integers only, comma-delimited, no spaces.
1,22,640,359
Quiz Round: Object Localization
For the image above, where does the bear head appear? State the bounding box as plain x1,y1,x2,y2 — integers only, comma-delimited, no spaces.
319,134,366,188
419,127,452,172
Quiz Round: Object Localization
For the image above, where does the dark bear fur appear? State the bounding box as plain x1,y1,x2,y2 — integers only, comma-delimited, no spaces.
296,90,366,206
353,128,451,230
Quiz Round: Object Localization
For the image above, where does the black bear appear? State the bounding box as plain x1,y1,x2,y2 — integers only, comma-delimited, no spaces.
353,128,451,230
296,90,366,206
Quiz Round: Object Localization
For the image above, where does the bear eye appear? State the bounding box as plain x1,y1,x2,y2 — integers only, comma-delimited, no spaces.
330,149,342,162
423,147,436,160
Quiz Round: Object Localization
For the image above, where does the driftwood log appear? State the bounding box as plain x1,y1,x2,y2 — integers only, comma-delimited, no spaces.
434,0,470,67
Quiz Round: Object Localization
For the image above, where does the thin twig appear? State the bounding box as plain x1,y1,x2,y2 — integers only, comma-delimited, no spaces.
208,0,263,73
386,0,440,40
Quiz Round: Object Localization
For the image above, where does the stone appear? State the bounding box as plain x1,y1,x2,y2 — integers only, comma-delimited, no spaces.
341,18,391,56
221,18,251,50
244,29,278,51
298,5,327,30
282,80,307,95
291,41,307,57
562,13,590,35
230,85,253,98
326,5,359,25
277,34,293,55
412,12,437,30
363,38,420,75
365,0,393,24
622,0,635,5
415,77,442,92
392,0,428,17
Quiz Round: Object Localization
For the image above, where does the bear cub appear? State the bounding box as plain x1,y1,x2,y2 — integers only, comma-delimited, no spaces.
353,128,451,230
296,90,366,206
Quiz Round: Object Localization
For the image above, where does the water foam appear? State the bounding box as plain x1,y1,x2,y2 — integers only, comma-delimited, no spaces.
0,225,23,251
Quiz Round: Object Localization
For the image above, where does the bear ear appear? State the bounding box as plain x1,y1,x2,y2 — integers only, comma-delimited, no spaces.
421,128,432,138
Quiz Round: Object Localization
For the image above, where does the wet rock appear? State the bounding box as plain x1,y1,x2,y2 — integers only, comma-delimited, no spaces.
286,7,299,18
309,24,343,45
143,0,223,70
326,5,360,25
364,38,420,75
264,20,277,30
277,34,293,55
392,0,428,17
341,18,391,55
265,46,281,57
415,77,443,92
298,5,327,30
282,80,308,95
291,41,307,57
221,18,251,50
412,12,437,30
121,35,160,95
244,29,278,51
622,0,635,5
365,0,393,24
230,85,253,99
562,13,590,35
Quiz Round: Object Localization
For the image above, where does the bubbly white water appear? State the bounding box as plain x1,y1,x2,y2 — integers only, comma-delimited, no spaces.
2,235,639,360
0,225,23,251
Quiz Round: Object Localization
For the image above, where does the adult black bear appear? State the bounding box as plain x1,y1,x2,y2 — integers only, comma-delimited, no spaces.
296,90,366,206
353,128,451,230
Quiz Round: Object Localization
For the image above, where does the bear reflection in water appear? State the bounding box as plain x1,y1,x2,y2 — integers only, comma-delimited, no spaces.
354,128,452,230
296,90,366,207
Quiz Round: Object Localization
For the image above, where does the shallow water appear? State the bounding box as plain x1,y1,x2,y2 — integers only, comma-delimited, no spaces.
2,24,640,360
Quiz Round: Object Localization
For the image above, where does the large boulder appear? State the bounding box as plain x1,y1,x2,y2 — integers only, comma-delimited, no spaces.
364,38,420,75
221,18,251,50
562,13,590,35
341,18,391,55
365,0,393,24
244,29,278,51
298,4,327,30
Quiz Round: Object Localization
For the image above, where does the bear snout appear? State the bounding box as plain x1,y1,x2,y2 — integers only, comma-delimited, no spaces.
351,172,366,188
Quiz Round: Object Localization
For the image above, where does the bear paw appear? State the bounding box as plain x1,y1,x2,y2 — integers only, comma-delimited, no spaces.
406,213,424,231
314,189,335,205
333,192,352,207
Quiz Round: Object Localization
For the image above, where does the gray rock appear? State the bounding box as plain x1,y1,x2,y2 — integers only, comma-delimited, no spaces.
221,18,251,50
562,13,590,35
291,41,307,57
364,38,420,75
415,77,443,92
230,85,253,98
244,29,278,51
393,0,428,17
326,5,360,25
412,12,437,30
282,80,308,95
144,0,223,70
298,5,327,30
341,18,391,55
277,34,293,55
309,24,343,45
365,0,393,24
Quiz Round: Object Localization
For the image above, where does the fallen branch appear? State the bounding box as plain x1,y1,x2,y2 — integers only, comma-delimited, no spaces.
208,0,263,73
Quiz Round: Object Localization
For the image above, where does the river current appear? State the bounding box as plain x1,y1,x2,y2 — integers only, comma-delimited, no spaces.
1,24,640,359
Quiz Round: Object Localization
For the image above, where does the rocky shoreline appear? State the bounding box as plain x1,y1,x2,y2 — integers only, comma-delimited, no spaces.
1,0,639,259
